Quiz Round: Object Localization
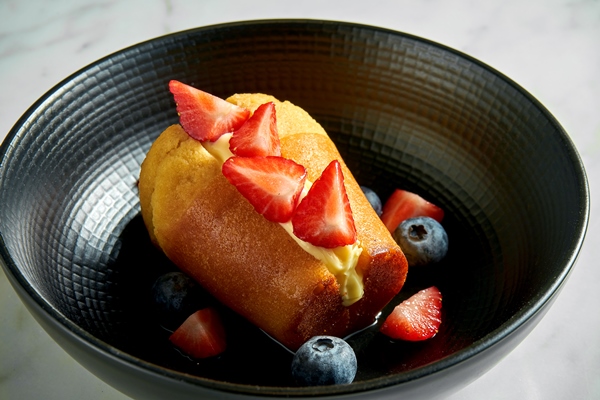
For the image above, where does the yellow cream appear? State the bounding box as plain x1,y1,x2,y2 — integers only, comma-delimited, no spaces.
202,133,364,306
280,222,363,306
203,133,235,164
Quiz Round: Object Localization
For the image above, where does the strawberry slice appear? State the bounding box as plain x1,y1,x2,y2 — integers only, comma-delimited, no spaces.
168,80,250,142
380,286,442,341
292,160,357,248
222,156,307,223
169,307,227,359
229,102,281,157
380,189,444,233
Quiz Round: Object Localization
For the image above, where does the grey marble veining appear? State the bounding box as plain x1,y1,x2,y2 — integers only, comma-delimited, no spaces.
1,0,599,399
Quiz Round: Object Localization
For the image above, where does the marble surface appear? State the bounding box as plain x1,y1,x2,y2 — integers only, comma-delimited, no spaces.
1,0,599,399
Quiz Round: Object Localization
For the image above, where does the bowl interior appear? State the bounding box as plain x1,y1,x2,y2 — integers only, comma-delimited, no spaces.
0,20,587,396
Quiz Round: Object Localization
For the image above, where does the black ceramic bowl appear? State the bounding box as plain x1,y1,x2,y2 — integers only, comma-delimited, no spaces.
0,20,589,399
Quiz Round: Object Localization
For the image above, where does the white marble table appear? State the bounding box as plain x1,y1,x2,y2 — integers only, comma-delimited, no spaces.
1,0,599,399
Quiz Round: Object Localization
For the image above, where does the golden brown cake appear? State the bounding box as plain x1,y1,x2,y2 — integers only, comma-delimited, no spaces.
139,92,408,350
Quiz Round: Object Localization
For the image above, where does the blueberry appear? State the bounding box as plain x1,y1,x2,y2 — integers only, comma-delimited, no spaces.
393,216,448,267
360,186,382,216
291,336,357,386
151,271,208,330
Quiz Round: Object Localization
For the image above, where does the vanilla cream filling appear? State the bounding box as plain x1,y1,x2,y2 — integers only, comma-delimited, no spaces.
202,133,364,306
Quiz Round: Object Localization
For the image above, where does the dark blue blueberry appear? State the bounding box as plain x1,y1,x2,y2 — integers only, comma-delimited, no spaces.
360,186,383,216
151,271,208,330
393,216,448,267
291,336,357,386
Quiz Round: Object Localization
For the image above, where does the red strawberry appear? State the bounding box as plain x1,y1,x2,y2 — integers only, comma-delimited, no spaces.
229,102,281,157
292,160,357,248
168,80,250,142
380,286,442,341
169,307,227,359
222,156,307,223
380,189,444,233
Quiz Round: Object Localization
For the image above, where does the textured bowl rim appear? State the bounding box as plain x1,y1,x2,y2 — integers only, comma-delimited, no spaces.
0,18,590,398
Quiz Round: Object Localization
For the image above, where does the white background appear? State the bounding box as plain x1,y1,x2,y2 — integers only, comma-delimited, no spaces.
1,0,599,399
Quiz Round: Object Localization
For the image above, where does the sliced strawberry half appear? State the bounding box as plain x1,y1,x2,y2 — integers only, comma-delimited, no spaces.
222,156,307,223
169,307,227,359
169,80,250,142
292,160,357,248
229,102,281,157
380,286,442,341
380,189,444,233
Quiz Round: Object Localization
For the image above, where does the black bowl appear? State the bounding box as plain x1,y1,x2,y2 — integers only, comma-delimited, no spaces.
0,20,589,399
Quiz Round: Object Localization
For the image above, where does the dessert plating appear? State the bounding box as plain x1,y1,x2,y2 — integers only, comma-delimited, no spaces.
139,82,408,350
